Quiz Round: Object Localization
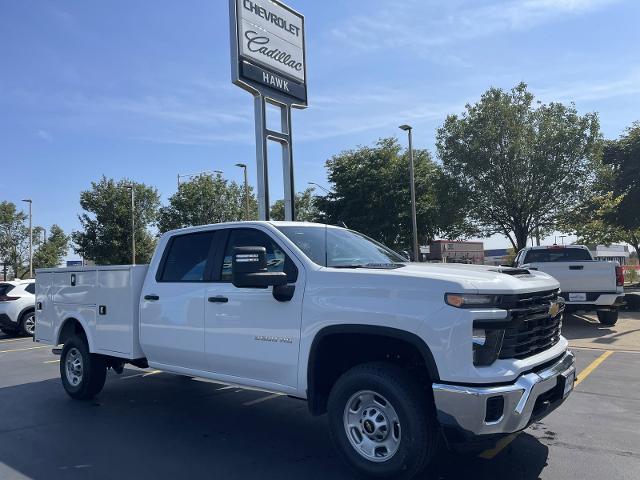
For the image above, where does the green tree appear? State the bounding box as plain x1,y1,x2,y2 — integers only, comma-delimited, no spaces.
603,121,640,234
270,187,322,222
72,176,160,264
563,124,640,257
437,82,601,251
0,201,38,278
158,174,257,233
33,225,69,269
318,137,472,250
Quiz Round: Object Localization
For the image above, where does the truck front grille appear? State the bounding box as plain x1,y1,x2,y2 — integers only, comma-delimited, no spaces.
498,289,563,360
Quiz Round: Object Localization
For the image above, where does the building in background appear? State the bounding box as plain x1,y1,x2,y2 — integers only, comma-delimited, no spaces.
427,240,484,264
484,248,511,266
590,245,630,265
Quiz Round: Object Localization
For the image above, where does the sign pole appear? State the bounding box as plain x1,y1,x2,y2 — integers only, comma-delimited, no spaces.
229,0,307,223
254,94,270,220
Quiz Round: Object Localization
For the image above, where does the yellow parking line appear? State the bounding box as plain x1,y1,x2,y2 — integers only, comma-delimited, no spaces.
478,433,519,459
479,350,614,459
142,370,162,377
243,393,283,406
0,345,47,353
575,351,613,386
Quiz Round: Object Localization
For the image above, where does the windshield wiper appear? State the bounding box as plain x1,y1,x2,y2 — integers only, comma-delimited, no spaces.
330,263,406,269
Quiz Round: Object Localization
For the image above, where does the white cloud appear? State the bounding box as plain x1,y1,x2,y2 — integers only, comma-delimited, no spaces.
331,0,622,55
36,129,53,141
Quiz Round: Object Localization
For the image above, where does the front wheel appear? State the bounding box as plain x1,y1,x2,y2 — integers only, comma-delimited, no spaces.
60,336,107,400
328,362,438,480
597,309,618,326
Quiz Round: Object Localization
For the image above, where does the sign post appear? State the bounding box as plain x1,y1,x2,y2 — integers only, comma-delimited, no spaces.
229,0,307,221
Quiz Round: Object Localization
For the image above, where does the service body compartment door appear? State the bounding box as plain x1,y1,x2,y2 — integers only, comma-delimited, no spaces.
95,268,146,356
34,272,53,342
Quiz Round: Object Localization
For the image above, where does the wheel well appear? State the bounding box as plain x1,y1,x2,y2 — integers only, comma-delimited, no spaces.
19,307,35,322
307,327,438,416
58,318,86,345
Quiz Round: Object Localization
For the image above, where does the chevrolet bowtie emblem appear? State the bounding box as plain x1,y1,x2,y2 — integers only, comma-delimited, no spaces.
549,301,561,317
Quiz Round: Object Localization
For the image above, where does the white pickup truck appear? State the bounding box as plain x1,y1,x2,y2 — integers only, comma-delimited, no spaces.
513,245,625,325
35,222,575,479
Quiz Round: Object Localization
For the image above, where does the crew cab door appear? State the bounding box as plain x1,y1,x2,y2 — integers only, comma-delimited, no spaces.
140,230,219,371
204,227,304,388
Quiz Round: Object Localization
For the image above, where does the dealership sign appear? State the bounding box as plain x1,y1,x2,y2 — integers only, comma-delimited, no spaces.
230,0,307,105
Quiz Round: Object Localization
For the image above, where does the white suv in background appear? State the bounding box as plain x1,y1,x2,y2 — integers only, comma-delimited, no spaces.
0,279,36,336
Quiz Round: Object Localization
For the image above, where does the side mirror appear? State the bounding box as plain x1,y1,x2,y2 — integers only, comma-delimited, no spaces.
232,246,288,288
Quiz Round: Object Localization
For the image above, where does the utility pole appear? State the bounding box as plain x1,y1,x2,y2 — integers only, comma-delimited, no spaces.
125,186,135,265
235,163,250,220
22,199,33,277
399,125,420,262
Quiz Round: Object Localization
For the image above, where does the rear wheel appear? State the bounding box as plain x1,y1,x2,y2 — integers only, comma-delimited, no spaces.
19,310,36,336
60,335,107,400
328,362,437,479
597,309,618,326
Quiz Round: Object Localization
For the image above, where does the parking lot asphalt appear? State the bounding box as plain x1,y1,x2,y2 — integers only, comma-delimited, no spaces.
1,313,639,480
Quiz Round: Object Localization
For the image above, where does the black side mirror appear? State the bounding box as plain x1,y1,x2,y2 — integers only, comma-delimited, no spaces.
232,246,288,288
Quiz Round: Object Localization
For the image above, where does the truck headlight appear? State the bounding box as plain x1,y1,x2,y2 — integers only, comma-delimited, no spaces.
472,327,505,366
445,293,500,308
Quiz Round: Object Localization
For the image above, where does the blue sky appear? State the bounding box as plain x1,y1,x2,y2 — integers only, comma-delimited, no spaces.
2,0,639,252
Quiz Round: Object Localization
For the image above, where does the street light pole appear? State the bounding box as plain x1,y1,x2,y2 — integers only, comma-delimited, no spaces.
308,182,332,195
125,186,135,265
399,125,420,262
235,163,250,220
22,199,33,277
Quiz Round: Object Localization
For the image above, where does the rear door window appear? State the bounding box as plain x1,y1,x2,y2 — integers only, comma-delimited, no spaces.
524,248,592,263
0,284,15,296
158,231,216,282
24,283,35,294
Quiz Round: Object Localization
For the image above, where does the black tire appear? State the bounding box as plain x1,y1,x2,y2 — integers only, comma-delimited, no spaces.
327,362,438,480
19,310,36,336
60,335,107,400
597,309,618,326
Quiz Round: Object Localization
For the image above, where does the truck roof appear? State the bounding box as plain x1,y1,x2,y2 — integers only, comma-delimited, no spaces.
162,220,344,237
523,245,589,251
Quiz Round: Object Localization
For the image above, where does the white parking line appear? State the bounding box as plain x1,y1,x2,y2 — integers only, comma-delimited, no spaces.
243,393,283,406
0,337,31,344
0,345,47,353
120,370,161,380
43,359,60,364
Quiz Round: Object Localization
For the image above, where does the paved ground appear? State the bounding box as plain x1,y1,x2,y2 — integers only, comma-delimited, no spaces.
0,313,639,480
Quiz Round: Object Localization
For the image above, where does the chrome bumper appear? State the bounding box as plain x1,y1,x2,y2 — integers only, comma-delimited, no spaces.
432,351,575,438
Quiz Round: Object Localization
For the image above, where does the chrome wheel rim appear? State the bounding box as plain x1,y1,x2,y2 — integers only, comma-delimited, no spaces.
65,348,83,387
343,390,401,463
24,313,35,335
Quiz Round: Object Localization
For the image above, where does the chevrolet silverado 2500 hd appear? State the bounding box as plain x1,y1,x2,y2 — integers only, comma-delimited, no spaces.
513,245,625,325
35,222,575,479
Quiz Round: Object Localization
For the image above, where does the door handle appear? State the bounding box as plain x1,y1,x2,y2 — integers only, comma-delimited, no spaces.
208,296,228,303
144,294,160,301
569,265,584,270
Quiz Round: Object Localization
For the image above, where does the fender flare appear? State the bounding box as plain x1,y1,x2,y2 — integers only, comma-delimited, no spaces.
56,317,95,351
306,324,440,413
17,306,35,323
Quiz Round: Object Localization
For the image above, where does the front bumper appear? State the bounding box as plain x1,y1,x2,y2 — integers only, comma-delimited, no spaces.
432,351,575,442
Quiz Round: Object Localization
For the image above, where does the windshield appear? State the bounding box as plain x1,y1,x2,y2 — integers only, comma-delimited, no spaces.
524,248,592,263
276,226,407,268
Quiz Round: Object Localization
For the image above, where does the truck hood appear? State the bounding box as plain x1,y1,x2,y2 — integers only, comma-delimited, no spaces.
335,263,560,294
